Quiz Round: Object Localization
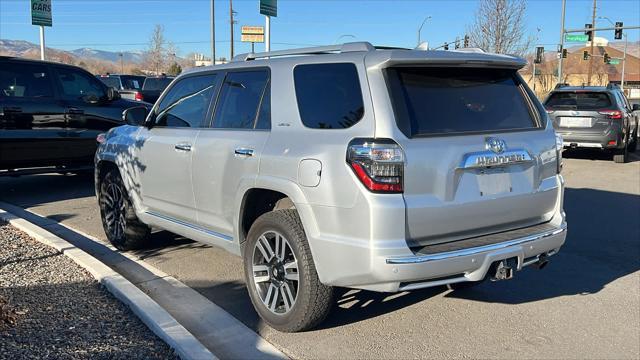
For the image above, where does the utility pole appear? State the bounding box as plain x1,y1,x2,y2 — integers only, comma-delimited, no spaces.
587,0,597,86
229,0,234,59
557,0,566,85
621,33,627,91
211,0,216,65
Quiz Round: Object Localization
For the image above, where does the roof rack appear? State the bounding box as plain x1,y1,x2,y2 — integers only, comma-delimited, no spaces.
554,83,570,89
232,41,376,62
606,83,620,89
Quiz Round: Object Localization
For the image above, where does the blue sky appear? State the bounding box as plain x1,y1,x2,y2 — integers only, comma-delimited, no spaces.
1,0,639,59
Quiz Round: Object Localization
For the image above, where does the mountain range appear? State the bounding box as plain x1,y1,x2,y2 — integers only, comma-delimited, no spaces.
0,39,145,63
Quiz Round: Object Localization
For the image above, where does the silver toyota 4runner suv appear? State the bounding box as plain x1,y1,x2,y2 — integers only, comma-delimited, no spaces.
95,42,567,332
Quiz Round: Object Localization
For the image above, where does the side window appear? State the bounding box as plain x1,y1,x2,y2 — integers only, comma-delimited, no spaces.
154,74,217,128
0,63,53,98
212,70,269,129
56,67,106,100
294,63,364,129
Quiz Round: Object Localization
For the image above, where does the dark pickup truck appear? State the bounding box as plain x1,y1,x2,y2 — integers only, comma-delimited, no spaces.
0,56,150,175
138,76,174,104
97,74,146,101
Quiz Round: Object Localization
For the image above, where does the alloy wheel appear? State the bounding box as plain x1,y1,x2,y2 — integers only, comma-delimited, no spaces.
102,182,126,240
251,231,299,315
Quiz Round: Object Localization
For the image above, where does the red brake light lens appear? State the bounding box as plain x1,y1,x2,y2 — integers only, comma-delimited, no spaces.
598,109,623,119
134,92,144,101
347,139,404,193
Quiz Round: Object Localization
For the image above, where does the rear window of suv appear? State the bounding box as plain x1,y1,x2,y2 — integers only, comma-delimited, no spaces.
294,63,364,129
385,67,538,137
545,92,612,110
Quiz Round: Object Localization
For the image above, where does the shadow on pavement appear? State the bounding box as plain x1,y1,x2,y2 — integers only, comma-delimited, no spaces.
562,148,639,162
0,173,95,208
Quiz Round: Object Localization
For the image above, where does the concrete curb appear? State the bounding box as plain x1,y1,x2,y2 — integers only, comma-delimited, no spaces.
0,208,217,360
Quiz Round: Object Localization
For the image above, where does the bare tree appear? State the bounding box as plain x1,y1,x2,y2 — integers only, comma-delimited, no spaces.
145,24,166,75
467,0,533,56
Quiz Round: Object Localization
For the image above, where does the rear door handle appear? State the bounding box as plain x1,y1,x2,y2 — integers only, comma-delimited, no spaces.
2,106,22,113
174,143,192,152
66,107,84,115
234,148,254,157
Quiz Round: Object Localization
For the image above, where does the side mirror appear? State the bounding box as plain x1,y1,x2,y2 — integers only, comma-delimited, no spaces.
107,87,121,101
632,104,640,111
122,106,148,126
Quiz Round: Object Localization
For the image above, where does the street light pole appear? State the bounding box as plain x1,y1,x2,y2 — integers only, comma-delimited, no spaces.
417,16,431,47
211,0,216,65
335,34,355,44
557,0,566,85
229,0,235,59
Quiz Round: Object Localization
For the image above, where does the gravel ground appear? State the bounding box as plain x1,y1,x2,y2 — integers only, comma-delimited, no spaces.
0,221,178,360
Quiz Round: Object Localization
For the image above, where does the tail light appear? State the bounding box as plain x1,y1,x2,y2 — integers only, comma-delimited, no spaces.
134,92,144,101
598,109,623,119
347,139,404,193
545,107,555,114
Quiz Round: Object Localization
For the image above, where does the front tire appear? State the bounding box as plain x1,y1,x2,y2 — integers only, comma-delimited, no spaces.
99,169,151,250
242,209,333,332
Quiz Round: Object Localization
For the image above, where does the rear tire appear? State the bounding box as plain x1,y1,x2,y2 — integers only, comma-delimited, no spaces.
242,209,334,332
99,169,151,250
628,128,638,153
613,143,629,163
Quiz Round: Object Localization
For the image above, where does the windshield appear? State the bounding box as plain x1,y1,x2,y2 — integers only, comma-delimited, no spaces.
120,75,145,90
97,76,120,89
385,67,538,137
143,77,173,91
545,92,612,110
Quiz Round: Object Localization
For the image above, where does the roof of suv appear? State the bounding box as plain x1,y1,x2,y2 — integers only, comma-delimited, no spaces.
551,85,622,93
182,41,527,75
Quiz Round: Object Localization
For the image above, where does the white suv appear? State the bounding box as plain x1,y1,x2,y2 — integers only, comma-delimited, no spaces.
95,42,567,332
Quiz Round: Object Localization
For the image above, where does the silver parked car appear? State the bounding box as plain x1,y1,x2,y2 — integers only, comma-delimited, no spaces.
95,42,567,332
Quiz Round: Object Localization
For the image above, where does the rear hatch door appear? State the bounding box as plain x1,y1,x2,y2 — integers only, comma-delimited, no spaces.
544,91,614,134
384,66,559,248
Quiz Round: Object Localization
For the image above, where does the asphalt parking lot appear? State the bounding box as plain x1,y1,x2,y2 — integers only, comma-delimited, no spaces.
1,150,638,359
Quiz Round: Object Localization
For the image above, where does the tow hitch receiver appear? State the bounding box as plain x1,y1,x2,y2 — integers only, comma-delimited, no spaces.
490,258,517,281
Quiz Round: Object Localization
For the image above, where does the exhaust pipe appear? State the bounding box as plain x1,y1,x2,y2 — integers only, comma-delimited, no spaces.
534,254,549,270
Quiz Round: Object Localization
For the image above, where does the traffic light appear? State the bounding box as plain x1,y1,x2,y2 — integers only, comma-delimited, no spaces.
534,46,544,64
615,22,623,40
583,51,590,60
443,43,449,50
463,35,469,47
604,52,610,64
585,23,593,41
562,48,568,59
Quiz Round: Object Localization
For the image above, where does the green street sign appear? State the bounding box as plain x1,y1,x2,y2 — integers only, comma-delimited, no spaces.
609,59,621,65
259,0,277,17
31,0,52,27
565,34,588,42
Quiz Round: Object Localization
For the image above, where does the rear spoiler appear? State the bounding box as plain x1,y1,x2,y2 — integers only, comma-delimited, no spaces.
368,50,527,70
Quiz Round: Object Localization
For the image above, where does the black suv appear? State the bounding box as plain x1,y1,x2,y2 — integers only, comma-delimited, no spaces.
0,56,149,175
544,84,639,163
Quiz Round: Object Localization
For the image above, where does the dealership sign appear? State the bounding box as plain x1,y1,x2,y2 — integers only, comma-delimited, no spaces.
31,0,52,27
241,26,265,43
